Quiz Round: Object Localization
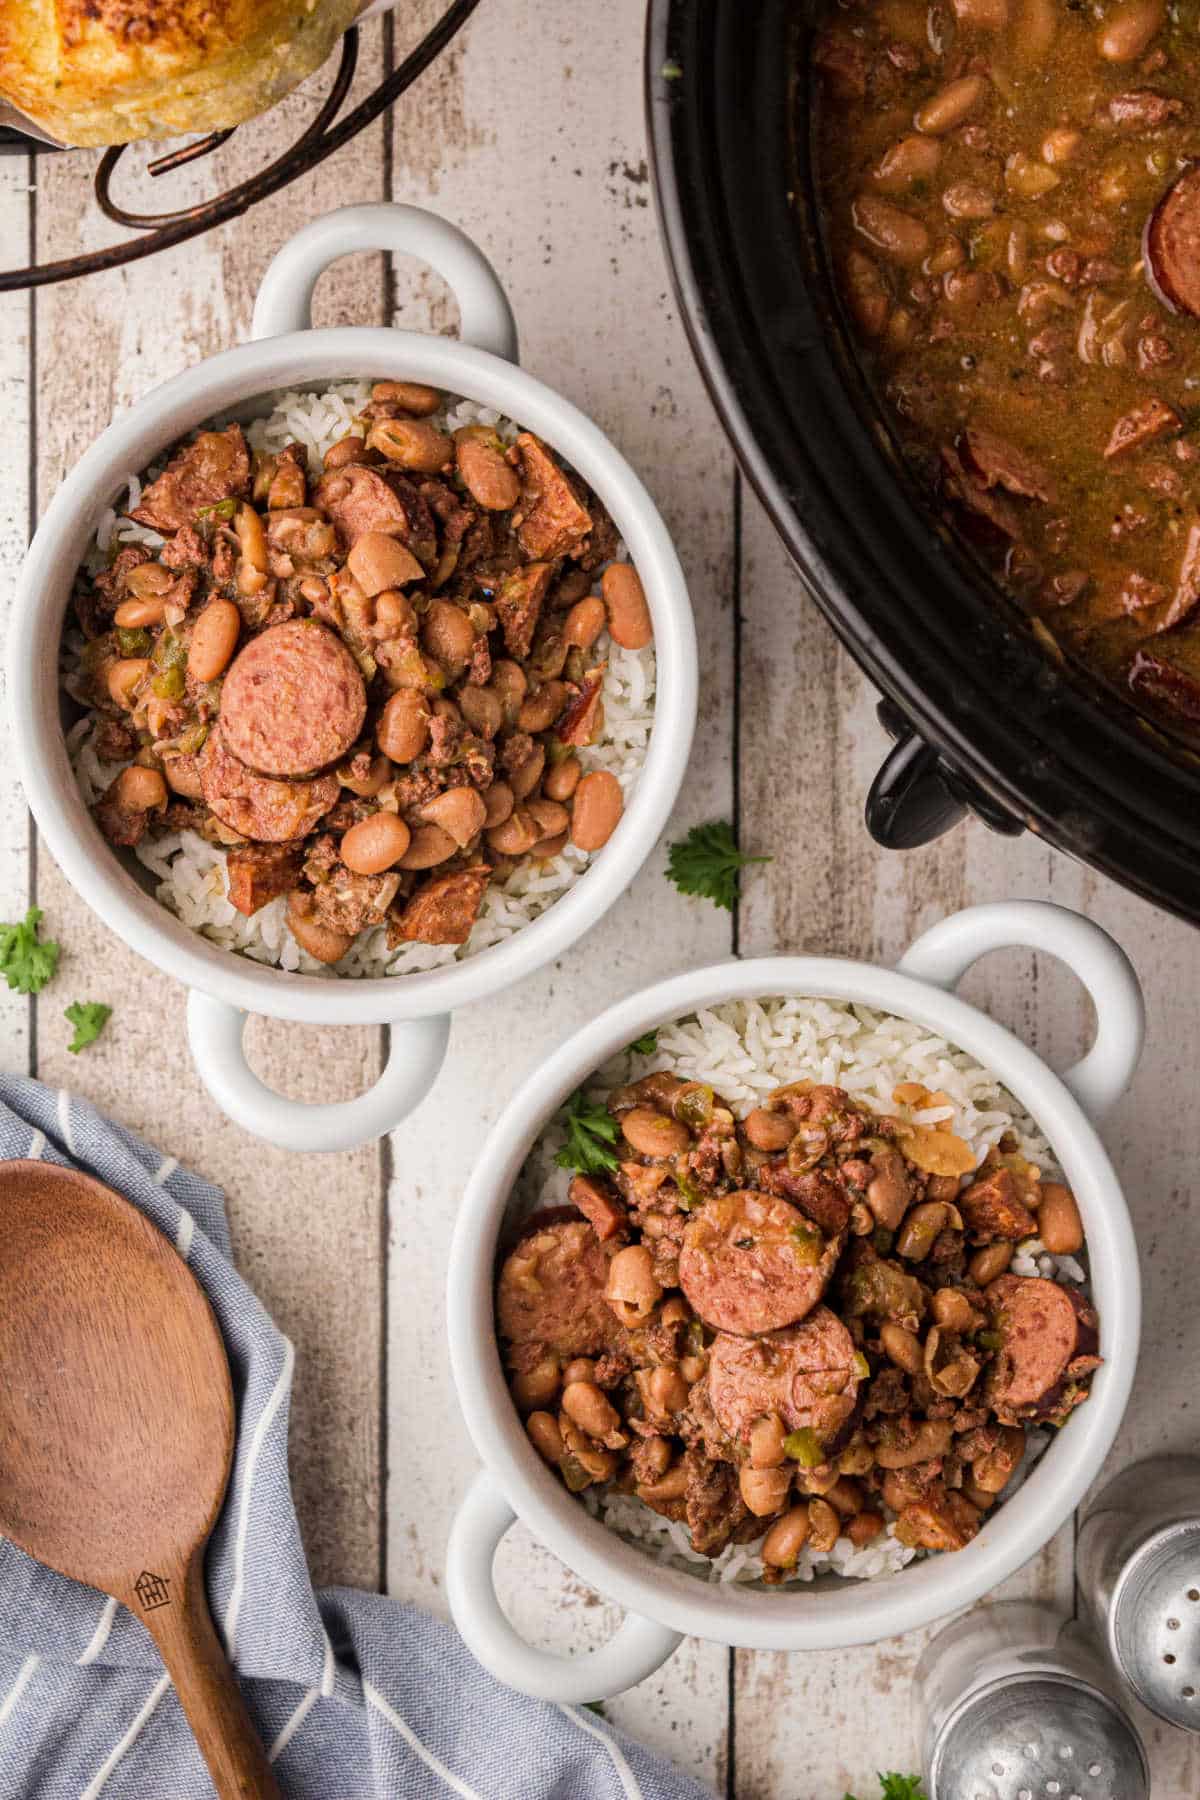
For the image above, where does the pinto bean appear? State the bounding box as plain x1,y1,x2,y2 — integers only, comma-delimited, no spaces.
931,1287,977,1333
421,786,487,848
621,1105,691,1158
508,743,546,802
347,531,424,596
601,562,653,649
570,769,623,851
750,1413,787,1469
543,754,581,802
114,596,168,629
107,657,150,708
871,133,942,194
286,892,352,965
511,1355,560,1411
517,681,568,734
526,796,569,840
914,74,988,135
367,417,452,473
605,1244,662,1323
456,436,521,510
339,753,391,798
851,195,931,265
1097,0,1164,62
489,659,528,723
1037,1181,1084,1254
124,561,174,598
486,807,541,856
943,182,996,221
740,1464,793,1517
376,689,431,763
340,812,412,874
396,823,458,870
187,599,241,682
561,1380,622,1445
526,1411,565,1465
482,780,515,828
563,595,607,650
323,434,367,471
880,1321,924,1375
969,1241,1013,1285
807,1496,841,1553
422,600,476,671
847,1510,885,1547
743,1107,795,1152
761,1505,811,1569
371,379,441,415
115,764,167,812
459,685,503,739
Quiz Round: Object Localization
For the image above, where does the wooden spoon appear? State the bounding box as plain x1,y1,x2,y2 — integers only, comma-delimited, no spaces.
0,1161,281,1799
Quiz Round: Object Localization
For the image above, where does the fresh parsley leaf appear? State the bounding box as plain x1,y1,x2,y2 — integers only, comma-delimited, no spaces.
64,1001,112,1054
665,821,771,912
0,908,61,995
845,1776,928,1800
626,1030,658,1056
553,1088,619,1175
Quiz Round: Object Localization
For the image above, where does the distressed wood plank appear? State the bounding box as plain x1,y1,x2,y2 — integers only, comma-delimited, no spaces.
27,21,391,1590
0,161,33,1071
382,1,735,1784
736,481,1199,1795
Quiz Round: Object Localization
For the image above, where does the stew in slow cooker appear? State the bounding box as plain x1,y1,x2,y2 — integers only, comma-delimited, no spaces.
812,0,1200,738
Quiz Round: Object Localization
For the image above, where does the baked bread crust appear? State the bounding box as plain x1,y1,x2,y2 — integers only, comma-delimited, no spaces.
0,0,367,147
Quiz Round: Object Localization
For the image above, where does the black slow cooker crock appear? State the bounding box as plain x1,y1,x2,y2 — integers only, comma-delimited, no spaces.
646,0,1200,924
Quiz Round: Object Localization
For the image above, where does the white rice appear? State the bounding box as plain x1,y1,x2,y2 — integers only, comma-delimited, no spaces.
70,382,656,978
512,995,1084,1589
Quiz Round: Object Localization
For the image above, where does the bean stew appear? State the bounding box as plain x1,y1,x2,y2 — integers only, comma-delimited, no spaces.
812,0,1200,740
498,1070,1101,1578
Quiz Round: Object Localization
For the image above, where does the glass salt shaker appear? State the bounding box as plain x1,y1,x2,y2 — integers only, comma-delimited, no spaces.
915,1600,1150,1800
1077,1453,1200,1733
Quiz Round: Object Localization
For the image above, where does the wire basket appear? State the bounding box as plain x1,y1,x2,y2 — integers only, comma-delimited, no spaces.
0,0,481,291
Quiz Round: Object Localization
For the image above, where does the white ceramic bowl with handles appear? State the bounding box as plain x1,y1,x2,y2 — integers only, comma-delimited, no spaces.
8,203,697,1153
445,900,1145,1702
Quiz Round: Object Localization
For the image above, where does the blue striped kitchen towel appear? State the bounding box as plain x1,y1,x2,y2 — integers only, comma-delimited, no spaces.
0,1077,714,1800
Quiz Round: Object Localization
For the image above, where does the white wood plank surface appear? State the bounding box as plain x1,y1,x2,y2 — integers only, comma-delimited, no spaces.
0,4,1197,1795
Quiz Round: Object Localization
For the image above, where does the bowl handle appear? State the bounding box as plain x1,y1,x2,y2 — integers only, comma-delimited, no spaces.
185,990,449,1152
446,1472,683,1702
250,201,520,361
896,900,1144,1124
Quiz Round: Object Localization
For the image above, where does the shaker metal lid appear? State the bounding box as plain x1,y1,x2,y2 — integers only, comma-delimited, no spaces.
929,1671,1149,1800
1111,1517,1200,1732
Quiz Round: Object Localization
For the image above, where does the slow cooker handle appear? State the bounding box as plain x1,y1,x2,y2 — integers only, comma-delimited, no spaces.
897,901,1145,1123
866,702,1024,848
250,201,520,361
446,1473,683,1702
186,992,450,1153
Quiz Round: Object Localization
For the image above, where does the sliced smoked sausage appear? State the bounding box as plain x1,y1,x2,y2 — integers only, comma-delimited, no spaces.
199,727,338,843
983,1274,1101,1424
1145,164,1200,317
496,1211,623,1362
219,619,366,778
679,1190,843,1335
707,1306,862,1448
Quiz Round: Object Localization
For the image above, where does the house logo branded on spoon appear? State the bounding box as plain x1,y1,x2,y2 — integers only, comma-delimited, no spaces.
134,1569,171,1612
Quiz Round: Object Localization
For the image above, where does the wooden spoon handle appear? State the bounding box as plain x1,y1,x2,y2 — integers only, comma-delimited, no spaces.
141,1557,281,1800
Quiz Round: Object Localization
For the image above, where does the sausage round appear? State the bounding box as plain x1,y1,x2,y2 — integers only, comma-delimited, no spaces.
679,1190,841,1335
199,727,339,843
1145,164,1200,318
496,1210,623,1362
707,1306,862,1448
983,1274,1100,1423
218,619,366,778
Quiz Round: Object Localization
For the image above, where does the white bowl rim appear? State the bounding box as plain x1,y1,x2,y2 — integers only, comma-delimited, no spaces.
7,326,697,1024
446,949,1140,1650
